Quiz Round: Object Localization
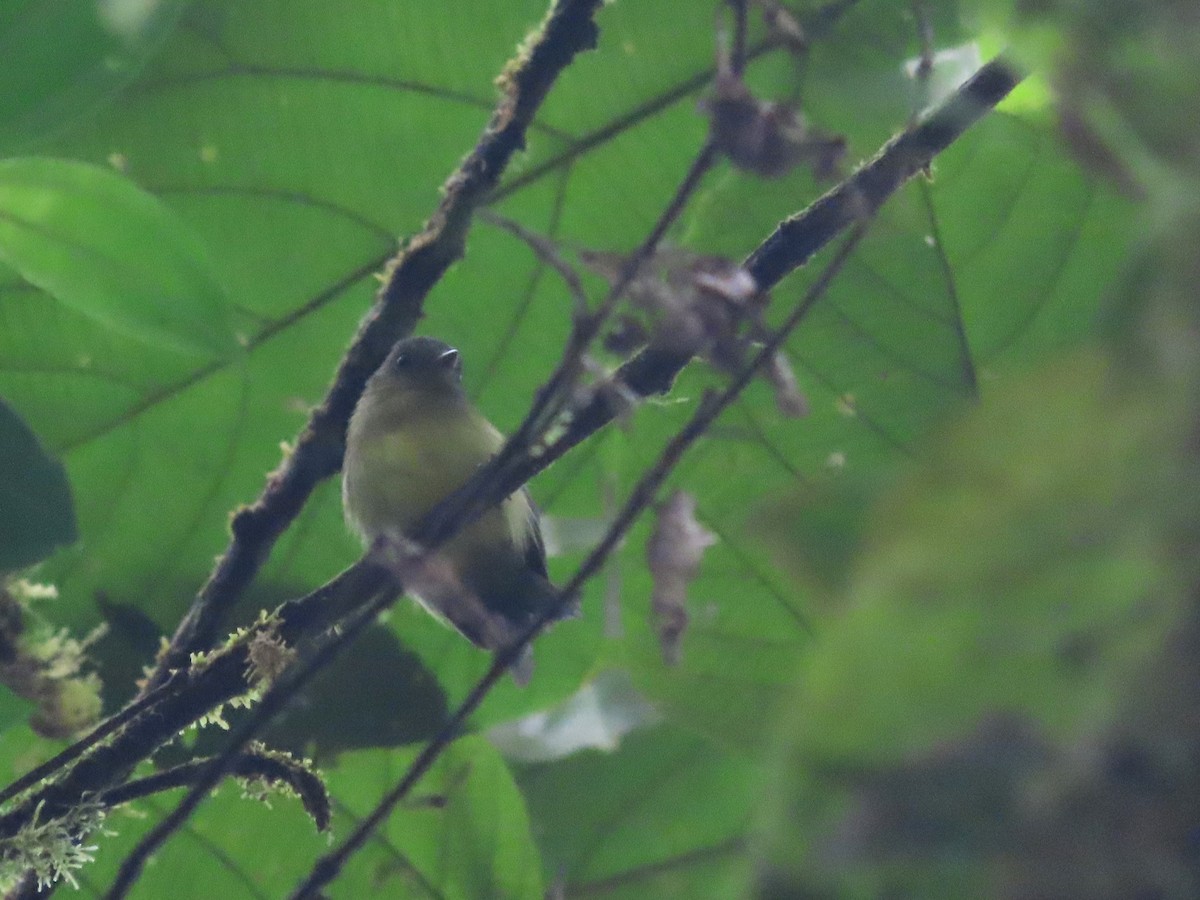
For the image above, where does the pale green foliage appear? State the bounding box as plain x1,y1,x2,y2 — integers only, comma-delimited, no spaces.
753,342,1200,896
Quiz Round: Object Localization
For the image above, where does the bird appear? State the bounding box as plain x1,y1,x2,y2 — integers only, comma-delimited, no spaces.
342,336,560,677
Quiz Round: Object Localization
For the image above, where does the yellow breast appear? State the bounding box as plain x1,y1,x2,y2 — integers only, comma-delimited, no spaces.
342,388,531,563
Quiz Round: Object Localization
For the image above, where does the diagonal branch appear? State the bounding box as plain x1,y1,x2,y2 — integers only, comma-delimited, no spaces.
423,55,1025,549
148,0,606,688
98,749,330,832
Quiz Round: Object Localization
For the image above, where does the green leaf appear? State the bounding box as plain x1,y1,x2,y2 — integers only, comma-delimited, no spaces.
0,396,76,572
519,725,758,895
0,0,188,154
441,738,544,900
0,157,236,357
329,738,544,899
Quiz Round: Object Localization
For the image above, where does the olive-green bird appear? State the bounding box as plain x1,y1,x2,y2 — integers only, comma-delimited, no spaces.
342,337,560,669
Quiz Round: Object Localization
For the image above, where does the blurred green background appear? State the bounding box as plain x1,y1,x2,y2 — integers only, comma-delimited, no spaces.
1,0,1197,896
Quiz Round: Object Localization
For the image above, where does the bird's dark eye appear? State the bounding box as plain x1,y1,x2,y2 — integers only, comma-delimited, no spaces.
392,353,409,370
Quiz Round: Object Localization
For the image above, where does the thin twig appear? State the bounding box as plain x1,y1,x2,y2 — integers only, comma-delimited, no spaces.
728,0,750,76
424,141,719,554
477,209,591,318
0,671,186,809
505,141,718,453
98,751,330,832
289,224,869,900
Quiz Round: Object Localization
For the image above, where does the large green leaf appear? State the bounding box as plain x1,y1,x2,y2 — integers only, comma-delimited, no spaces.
325,738,543,899
520,724,758,896
0,158,235,357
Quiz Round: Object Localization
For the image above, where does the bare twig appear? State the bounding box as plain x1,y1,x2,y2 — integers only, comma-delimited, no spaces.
506,142,718,451
98,749,330,832
477,210,591,318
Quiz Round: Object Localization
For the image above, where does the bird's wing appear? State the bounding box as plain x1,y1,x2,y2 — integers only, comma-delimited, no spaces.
521,487,549,578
